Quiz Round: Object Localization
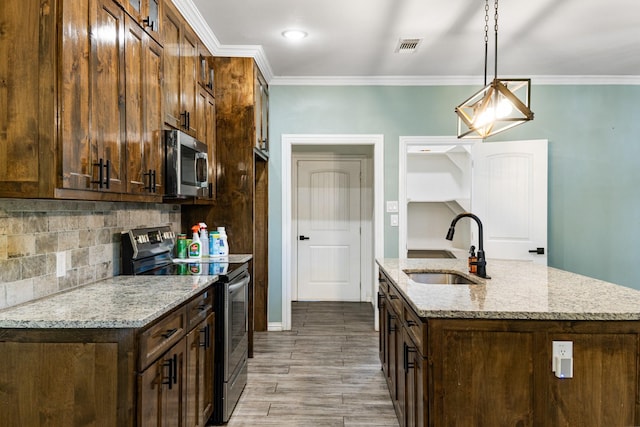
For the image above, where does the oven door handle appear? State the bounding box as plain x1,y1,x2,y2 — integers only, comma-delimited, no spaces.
228,273,250,293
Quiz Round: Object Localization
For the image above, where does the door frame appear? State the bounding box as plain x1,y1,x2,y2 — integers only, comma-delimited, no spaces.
399,136,473,258
281,134,384,331
293,155,366,302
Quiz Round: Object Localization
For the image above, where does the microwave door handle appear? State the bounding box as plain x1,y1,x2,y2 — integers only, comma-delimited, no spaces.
194,152,208,186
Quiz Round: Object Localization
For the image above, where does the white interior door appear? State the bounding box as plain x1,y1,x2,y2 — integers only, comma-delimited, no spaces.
472,140,548,264
296,160,362,301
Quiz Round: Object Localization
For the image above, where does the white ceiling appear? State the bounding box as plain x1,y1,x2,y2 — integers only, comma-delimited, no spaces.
189,0,640,84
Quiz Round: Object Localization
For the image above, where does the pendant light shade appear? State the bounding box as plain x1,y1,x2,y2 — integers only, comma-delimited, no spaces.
455,0,534,139
456,78,533,139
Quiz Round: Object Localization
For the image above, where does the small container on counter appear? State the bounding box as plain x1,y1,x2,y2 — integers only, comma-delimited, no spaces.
176,234,187,259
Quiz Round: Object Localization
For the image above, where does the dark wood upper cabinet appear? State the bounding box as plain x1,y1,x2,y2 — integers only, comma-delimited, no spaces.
116,0,162,42
124,15,164,196
60,0,126,195
0,0,167,202
162,0,199,137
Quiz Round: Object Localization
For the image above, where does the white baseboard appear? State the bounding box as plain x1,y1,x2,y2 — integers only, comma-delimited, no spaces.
267,322,283,332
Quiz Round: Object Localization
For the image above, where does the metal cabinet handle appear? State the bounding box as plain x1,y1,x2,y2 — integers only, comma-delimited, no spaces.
144,169,154,192
181,111,190,129
92,158,110,189
299,235,310,241
404,343,416,371
200,324,211,349
162,356,174,389
142,16,155,31
161,328,178,339
529,247,545,255
406,320,418,327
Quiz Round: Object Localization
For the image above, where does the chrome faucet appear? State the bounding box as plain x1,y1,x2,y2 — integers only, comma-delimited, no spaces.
445,212,490,279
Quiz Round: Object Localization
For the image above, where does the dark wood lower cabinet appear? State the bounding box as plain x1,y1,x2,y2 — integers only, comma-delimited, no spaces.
0,288,215,427
379,272,640,427
0,340,122,426
139,337,187,427
186,313,214,427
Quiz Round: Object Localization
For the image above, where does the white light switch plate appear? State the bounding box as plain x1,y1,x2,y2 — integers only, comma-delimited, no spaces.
56,252,66,278
386,201,399,213
390,214,399,227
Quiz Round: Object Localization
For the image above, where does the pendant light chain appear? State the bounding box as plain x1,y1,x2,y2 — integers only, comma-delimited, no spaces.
483,0,489,86
494,0,499,80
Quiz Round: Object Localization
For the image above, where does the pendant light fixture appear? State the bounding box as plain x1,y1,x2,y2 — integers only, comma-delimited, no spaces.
455,0,534,139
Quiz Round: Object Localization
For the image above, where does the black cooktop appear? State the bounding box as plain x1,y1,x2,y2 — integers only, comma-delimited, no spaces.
143,260,248,280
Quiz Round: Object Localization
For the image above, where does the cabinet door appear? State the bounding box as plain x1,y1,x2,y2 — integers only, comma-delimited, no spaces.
186,313,214,426
404,331,427,427
195,88,216,202
59,1,94,190
90,0,126,193
0,0,44,197
378,288,389,375
253,68,268,151
124,17,163,196
162,1,182,130
180,26,199,136
140,337,187,427
388,308,404,424
198,46,214,95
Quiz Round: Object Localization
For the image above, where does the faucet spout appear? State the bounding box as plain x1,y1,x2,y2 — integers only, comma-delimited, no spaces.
445,212,490,279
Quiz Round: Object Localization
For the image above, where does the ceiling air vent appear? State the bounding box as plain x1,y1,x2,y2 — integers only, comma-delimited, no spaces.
395,38,422,54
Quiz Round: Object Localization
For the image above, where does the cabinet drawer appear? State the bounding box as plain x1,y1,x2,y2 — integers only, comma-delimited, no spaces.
388,284,403,317
139,307,187,369
403,304,427,355
186,287,214,330
378,274,389,293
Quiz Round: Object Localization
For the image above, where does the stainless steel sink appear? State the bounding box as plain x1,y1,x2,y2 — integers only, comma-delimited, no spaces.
403,271,481,285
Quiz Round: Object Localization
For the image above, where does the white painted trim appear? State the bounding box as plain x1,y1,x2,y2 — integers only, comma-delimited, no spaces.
267,322,283,332
282,135,384,331
172,0,274,82
270,75,640,86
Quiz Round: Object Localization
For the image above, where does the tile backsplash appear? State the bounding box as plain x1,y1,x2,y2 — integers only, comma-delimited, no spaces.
0,199,181,310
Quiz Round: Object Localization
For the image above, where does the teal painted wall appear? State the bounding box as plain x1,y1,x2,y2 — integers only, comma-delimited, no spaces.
267,84,640,322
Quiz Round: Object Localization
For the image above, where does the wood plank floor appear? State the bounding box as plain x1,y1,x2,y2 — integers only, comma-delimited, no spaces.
222,301,399,426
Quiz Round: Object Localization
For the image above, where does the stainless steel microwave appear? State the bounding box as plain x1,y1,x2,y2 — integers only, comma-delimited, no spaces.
165,129,209,198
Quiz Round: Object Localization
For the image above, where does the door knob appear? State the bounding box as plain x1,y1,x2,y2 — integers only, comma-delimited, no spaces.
528,247,545,255
299,235,310,241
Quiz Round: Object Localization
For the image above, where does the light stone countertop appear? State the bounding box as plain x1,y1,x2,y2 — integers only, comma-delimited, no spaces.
0,254,253,329
377,258,640,321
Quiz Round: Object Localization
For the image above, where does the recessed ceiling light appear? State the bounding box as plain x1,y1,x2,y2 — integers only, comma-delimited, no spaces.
282,29,308,40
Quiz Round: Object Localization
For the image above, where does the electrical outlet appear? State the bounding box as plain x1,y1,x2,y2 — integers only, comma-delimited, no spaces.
552,341,573,378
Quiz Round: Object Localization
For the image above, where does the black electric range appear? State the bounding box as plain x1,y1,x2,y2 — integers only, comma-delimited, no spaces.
120,225,250,425
120,225,247,281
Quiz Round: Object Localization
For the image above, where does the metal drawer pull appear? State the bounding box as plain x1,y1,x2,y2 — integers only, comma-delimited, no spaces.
161,328,178,339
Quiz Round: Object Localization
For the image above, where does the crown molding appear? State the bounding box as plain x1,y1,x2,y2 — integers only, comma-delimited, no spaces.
270,75,640,86
172,0,274,82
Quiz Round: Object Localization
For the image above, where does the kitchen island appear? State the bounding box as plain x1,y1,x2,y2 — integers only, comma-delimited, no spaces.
377,258,640,427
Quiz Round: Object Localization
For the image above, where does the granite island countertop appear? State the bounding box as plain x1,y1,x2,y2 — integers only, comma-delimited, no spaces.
0,254,253,329
377,258,640,321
